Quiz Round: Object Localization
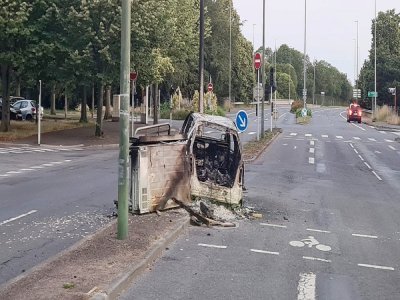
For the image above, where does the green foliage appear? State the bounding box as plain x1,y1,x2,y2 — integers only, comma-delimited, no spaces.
290,100,304,113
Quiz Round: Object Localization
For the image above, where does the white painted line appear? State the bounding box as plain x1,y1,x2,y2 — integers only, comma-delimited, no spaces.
364,162,372,169
50,161,64,165
42,163,55,167
353,148,358,154
31,166,44,169
336,136,343,139
369,126,375,129
6,171,21,174
250,249,280,255
309,148,315,154
375,150,381,154
290,133,298,136
321,135,328,138
350,143,354,148
310,140,315,146
64,160,72,162
353,137,361,140
351,123,366,131
372,171,382,181
260,223,287,228
305,134,312,137
358,155,364,161
0,174,10,177
297,272,316,300
303,256,331,263
309,157,315,164
384,139,394,143
358,263,394,271
20,168,35,171
352,233,378,239
306,228,331,233
248,131,256,135
198,243,227,249
388,145,396,151
0,210,38,226
379,131,387,135
368,138,376,142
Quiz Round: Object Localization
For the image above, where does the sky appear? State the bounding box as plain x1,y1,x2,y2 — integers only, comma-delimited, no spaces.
233,0,399,85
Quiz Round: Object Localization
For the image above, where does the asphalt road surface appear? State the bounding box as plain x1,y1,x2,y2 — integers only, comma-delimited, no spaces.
120,105,400,300
0,145,117,285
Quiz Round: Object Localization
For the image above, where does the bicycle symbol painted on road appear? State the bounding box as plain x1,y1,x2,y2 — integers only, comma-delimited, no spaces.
289,236,331,252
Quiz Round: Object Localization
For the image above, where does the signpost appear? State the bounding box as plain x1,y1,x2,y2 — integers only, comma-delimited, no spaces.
207,82,213,92
389,87,397,114
235,110,248,133
368,91,378,98
254,52,261,140
353,88,361,99
207,82,213,110
130,71,137,137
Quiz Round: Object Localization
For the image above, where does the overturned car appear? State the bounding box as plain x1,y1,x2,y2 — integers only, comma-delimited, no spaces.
129,112,244,214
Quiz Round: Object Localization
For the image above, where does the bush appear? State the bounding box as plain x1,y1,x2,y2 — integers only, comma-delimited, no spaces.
290,100,303,113
295,108,312,118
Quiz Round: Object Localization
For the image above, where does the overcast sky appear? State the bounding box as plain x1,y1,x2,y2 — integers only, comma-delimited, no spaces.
233,0,399,85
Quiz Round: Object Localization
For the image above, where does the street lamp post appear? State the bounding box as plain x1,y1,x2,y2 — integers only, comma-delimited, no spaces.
229,0,232,111
374,0,377,114
313,62,315,105
199,0,205,113
261,0,265,137
355,20,359,97
303,0,307,109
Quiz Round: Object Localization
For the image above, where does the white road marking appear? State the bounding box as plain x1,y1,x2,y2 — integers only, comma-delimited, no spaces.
353,149,358,154
309,157,315,164
358,155,364,161
294,146,297,150
336,136,343,139
310,140,315,146
388,145,396,151
384,139,394,143
306,228,331,233
6,171,21,174
393,132,400,136
297,272,316,300
321,135,328,138
351,123,366,131
31,166,44,169
283,143,288,146
375,150,381,154
352,233,378,239
64,160,72,162
250,249,280,255
303,256,331,263
198,243,227,249
248,131,256,135
353,137,361,140
350,143,354,148
379,131,387,135
0,210,38,226
364,162,372,169
290,133,298,136
20,168,35,171
260,223,287,228
309,148,315,154
368,138,376,141
305,134,312,137
369,125,375,129
372,171,382,181
42,163,55,167
0,174,10,177
358,264,394,271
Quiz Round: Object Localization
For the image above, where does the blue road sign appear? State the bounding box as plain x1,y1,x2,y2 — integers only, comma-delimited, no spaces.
235,110,248,132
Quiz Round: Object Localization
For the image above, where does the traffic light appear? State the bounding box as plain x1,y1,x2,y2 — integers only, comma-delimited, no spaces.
269,67,274,86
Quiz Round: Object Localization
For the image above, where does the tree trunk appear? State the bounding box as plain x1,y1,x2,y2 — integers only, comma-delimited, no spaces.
50,83,56,115
64,93,68,119
16,76,21,97
95,83,104,137
91,83,95,119
153,83,159,124
104,85,112,120
0,65,11,132
80,85,88,123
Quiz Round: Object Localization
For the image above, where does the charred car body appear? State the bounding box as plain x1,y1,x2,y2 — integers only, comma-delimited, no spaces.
129,113,244,214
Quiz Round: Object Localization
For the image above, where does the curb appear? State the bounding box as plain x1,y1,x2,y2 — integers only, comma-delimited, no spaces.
244,129,282,163
91,217,190,300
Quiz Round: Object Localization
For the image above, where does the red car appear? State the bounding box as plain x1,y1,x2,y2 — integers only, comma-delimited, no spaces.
347,103,362,123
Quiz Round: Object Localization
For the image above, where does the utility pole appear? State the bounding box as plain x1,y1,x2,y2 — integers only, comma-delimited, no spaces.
199,0,205,113
261,0,265,138
313,62,315,105
303,0,307,109
355,20,359,96
229,0,232,110
117,0,131,240
374,0,377,114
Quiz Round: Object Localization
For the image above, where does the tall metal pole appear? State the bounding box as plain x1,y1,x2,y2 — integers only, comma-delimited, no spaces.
374,0,377,114
303,0,307,109
199,0,205,113
38,80,41,145
261,0,265,138
355,20,359,96
117,0,131,240
252,24,256,51
313,62,315,105
229,0,232,109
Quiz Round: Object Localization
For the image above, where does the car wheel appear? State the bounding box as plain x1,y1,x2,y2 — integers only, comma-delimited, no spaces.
26,114,33,121
347,119,350,123
358,120,361,123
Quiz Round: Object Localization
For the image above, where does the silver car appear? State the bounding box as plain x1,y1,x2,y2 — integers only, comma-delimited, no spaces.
12,100,44,121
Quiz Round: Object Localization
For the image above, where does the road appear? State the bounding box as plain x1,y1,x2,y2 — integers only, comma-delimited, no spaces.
120,105,400,300
0,145,117,285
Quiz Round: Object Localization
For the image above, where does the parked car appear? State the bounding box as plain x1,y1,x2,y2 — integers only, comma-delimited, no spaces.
0,97,23,120
347,102,362,123
11,100,43,121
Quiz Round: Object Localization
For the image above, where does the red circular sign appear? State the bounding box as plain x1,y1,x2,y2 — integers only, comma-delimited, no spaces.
254,53,262,70
130,71,137,81
207,83,213,92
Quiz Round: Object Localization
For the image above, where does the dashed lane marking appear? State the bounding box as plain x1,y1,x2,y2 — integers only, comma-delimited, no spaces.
198,243,227,249
379,131,387,135
358,264,394,271
388,145,396,151
368,138,376,141
384,139,394,143
372,171,383,181
306,228,331,233
310,140,315,146
260,223,287,228
250,249,280,255
358,155,364,161
353,137,361,140
352,233,378,239
353,148,358,154
0,210,38,226
309,157,315,164
303,256,331,263
336,136,343,139
364,162,372,169
305,134,312,137
290,133,298,136
321,135,328,138
309,148,315,154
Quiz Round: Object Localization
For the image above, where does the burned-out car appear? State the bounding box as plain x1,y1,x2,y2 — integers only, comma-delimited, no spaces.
129,112,244,214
